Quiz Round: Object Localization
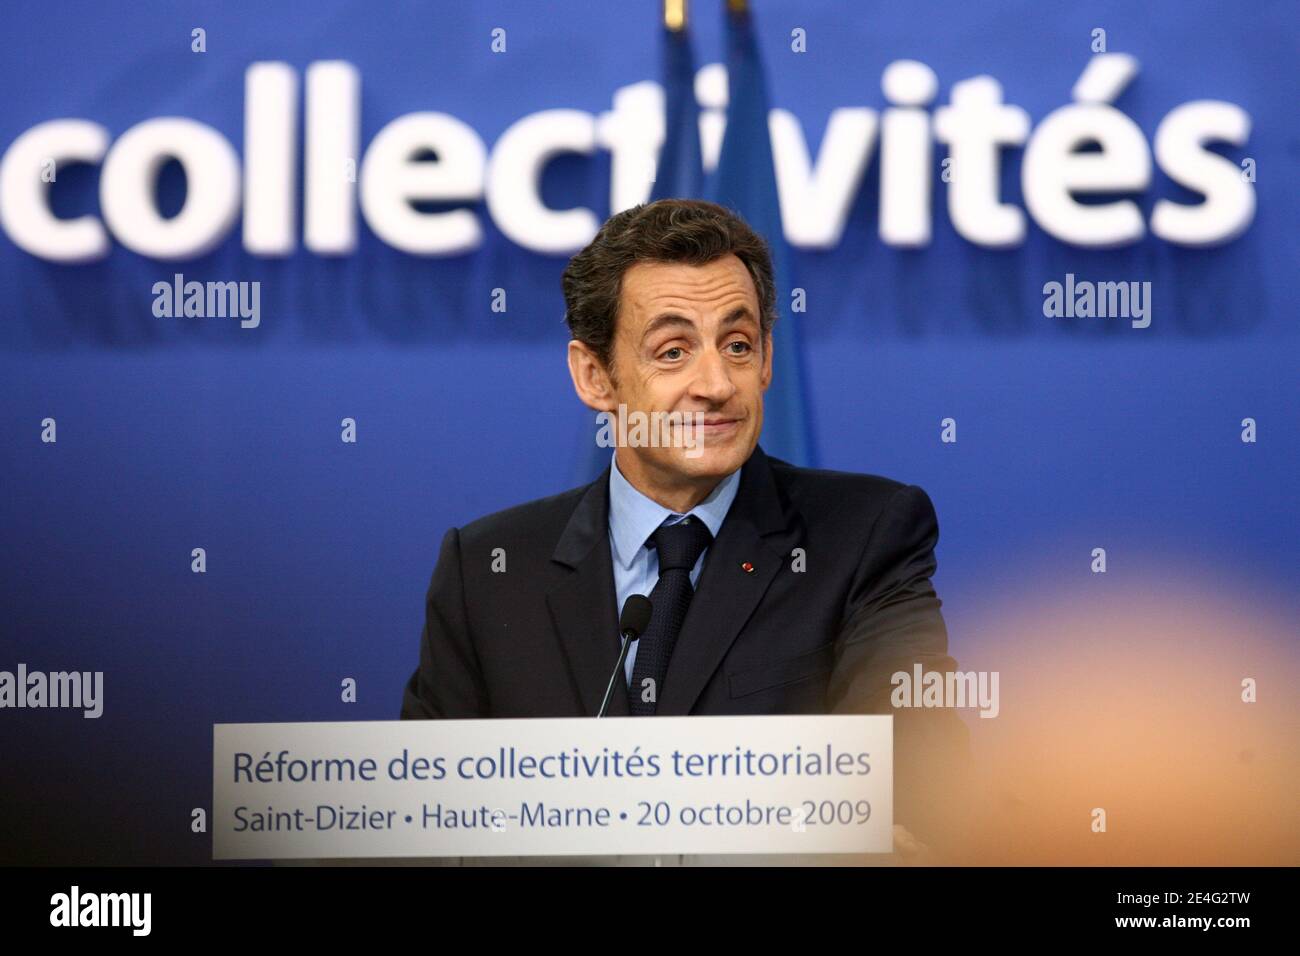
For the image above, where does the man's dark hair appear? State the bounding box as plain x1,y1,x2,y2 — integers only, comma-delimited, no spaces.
561,198,777,375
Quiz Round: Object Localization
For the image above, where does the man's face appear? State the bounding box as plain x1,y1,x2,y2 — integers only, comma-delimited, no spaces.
600,253,771,490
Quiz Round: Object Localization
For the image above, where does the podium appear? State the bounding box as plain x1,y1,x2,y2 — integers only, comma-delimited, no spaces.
214,714,894,861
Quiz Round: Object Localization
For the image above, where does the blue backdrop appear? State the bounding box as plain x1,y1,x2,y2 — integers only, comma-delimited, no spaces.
1,0,1295,864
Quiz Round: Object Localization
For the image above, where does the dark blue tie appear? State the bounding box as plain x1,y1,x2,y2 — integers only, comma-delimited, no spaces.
629,516,713,715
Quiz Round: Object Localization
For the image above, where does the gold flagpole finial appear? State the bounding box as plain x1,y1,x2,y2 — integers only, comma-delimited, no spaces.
663,0,687,32
726,0,749,14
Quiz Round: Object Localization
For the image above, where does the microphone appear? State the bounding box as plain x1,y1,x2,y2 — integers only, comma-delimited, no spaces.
597,595,652,718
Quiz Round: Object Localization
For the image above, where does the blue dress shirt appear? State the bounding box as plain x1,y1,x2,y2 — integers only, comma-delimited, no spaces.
607,451,741,687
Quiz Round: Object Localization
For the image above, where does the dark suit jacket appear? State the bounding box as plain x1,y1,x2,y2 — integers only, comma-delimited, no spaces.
400,445,971,844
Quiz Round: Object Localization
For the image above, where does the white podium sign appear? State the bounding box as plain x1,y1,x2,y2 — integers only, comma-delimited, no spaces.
212,715,892,859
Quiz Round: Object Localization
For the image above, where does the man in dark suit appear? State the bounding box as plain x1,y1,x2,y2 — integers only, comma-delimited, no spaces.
400,198,970,852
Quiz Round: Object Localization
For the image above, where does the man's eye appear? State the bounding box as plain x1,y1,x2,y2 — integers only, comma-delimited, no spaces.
660,347,685,361
726,341,752,355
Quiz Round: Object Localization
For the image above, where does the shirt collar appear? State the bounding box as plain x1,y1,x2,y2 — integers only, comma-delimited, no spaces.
607,451,741,570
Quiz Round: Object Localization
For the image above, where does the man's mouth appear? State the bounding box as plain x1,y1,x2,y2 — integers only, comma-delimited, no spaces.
694,416,741,437
659,413,745,445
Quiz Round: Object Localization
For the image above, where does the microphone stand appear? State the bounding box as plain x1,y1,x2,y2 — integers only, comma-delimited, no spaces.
597,630,638,718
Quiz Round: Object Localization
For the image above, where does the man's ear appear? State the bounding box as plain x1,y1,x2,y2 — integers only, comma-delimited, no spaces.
759,329,774,391
567,339,618,412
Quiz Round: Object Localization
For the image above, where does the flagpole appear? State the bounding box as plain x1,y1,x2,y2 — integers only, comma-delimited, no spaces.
664,0,686,32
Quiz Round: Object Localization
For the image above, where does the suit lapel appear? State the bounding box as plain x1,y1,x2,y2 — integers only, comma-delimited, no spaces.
546,468,630,716
658,446,798,715
545,447,797,717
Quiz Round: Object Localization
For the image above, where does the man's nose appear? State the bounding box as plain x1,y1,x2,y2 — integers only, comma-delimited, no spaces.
689,347,737,404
